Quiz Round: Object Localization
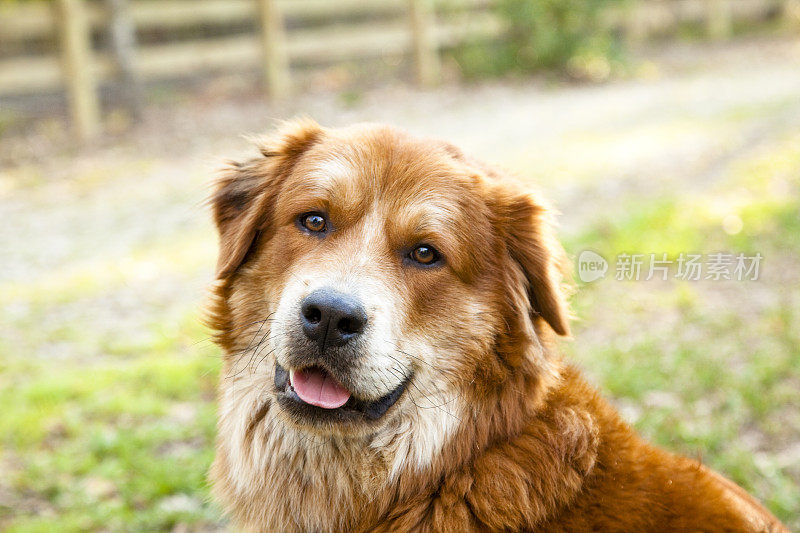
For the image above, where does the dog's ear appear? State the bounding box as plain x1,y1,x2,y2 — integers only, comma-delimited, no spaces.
492,186,571,337
211,118,322,278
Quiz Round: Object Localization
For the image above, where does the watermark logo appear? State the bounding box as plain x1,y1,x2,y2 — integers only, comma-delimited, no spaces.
578,250,608,283
576,251,762,282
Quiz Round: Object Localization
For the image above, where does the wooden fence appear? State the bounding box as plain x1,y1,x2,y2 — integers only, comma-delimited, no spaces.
0,0,796,140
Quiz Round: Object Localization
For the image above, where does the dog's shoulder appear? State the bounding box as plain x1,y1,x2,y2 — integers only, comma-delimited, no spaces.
463,366,601,530
537,368,787,532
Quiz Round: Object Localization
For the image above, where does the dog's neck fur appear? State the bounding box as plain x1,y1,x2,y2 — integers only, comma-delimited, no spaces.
210,338,600,532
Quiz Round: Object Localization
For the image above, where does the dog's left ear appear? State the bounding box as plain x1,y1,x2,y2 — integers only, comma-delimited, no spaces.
211,118,322,278
492,187,572,337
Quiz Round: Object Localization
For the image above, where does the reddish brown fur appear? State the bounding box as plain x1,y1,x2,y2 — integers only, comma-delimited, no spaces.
207,120,787,532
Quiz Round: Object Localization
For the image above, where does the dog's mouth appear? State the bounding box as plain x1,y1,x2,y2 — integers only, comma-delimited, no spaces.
274,363,409,423
290,366,352,409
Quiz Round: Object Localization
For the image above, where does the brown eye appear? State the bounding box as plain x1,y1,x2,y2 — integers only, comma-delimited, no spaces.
410,245,439,265
300,213,327,233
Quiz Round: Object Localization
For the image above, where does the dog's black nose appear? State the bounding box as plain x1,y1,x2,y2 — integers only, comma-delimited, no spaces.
300,289,367,352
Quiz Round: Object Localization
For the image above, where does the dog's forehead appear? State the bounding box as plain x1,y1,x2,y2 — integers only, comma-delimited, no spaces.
288,128,478,216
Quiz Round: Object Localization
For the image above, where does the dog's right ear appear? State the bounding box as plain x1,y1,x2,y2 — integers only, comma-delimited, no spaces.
211,118,322,279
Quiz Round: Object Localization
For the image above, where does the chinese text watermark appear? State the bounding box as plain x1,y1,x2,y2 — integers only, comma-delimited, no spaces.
577,251,762,283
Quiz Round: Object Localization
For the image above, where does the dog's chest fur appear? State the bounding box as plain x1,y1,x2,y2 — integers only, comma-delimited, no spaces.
211,365,602,532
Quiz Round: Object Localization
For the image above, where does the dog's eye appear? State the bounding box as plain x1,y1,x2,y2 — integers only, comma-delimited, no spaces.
410,245,439,266
300,213,327,233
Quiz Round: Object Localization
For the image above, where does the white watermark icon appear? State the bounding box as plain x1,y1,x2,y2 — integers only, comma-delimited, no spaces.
577,251,762,283
578,250,609,283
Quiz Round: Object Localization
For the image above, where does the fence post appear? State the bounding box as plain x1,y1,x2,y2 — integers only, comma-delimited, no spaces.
408,0,440,87
257,0,290,100
706,0,733,40
55,0,100,140
107,0,142,121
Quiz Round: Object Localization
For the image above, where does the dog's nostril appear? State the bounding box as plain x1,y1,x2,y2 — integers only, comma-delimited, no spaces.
337,317,363,336
303,305,322,324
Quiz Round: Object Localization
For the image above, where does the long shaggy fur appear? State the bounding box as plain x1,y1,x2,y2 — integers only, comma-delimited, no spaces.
206,120,786,532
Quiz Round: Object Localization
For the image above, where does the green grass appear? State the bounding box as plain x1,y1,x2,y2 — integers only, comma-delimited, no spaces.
0,222,223,530
0,305,222,531
562,132,800,526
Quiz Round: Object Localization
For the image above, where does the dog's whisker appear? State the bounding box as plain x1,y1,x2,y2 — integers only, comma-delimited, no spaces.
245,332,275,374
384,346,464,393
226,334,281,380
192,316,278,346
377,364,462,423
229,314,271,364
252,347,277,374
378,355,464,421
227,336,272,379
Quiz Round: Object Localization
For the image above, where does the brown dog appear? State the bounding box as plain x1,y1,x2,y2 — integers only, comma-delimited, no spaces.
207,119,787,532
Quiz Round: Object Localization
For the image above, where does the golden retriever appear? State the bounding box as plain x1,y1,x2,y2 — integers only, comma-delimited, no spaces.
206,119,786,532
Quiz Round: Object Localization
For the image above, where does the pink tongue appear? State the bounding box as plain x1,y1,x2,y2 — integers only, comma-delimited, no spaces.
290,367,351,409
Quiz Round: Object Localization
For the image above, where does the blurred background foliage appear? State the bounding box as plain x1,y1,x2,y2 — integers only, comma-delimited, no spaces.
1,0,799,531
456,0,628,79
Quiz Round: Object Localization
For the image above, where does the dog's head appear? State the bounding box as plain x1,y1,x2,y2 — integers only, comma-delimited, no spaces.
209,120,570,469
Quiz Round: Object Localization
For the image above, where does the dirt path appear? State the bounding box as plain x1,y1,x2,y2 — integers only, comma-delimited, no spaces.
1,37,799,356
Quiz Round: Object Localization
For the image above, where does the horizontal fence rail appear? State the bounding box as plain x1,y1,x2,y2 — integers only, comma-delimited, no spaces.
0,0,794,140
